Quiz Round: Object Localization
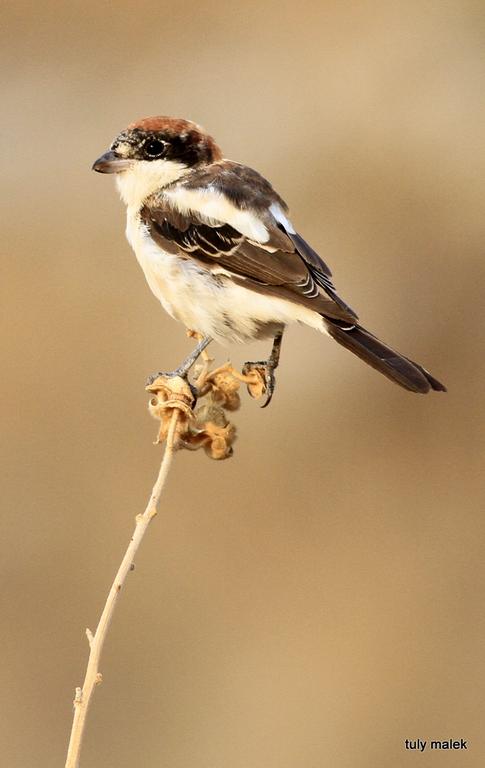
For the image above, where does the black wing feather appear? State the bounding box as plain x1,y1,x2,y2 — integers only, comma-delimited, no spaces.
280,227,357,317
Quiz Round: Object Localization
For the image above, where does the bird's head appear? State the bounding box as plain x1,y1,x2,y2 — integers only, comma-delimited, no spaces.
92,116,223,207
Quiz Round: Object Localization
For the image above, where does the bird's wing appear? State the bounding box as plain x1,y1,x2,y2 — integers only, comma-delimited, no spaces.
140,162,357,323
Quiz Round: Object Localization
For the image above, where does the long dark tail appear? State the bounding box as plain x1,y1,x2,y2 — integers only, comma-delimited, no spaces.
324,319,446,393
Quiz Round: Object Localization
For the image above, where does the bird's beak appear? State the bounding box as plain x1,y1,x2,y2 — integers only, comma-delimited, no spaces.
92,150,133,174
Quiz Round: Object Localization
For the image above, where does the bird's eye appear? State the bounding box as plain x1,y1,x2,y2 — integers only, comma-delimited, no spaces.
144,139,166,158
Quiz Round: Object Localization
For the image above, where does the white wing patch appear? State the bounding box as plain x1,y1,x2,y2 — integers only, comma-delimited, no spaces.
164,187,269,242
269,202,296,234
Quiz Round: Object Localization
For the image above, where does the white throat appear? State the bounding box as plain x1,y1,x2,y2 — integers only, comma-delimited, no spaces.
115,159,190,209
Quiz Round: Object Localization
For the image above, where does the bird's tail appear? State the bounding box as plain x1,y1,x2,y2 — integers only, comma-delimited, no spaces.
324,318,446,393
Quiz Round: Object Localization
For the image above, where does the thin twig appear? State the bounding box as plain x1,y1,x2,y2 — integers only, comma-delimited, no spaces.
64,409,180,768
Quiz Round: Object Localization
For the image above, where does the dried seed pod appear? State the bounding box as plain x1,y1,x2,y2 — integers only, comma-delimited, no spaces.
144,361,261,459
187,394,237,460
203,364,242,411
201,420,236,460
193,400,229,428
146,375,196,445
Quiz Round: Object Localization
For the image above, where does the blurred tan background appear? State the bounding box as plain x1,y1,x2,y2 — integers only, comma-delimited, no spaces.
1,1,484,766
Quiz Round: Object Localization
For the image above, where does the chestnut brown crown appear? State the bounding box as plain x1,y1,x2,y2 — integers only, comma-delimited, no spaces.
111,116,223,167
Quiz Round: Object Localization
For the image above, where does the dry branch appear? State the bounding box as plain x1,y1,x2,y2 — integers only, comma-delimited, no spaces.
64,355,261,767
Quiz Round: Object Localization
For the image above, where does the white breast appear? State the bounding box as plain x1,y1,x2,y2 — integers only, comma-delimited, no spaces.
125,207,210,326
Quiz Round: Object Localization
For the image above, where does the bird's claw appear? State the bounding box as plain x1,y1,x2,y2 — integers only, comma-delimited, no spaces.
242,360,277,408
145,370,182,387
145,370,199,402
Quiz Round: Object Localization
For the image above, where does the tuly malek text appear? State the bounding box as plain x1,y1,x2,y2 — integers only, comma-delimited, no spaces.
404,739,468,751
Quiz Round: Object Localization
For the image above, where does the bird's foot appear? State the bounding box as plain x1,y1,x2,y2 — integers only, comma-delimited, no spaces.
145,369,199,402
146,368,184,388
241,359,277,408
145,335,212,396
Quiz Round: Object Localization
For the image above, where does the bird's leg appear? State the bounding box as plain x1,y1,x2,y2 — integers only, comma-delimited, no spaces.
146,336,213,387
242,331,284,408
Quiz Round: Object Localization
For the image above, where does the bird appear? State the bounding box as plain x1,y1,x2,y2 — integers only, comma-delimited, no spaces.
93,116,445,405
